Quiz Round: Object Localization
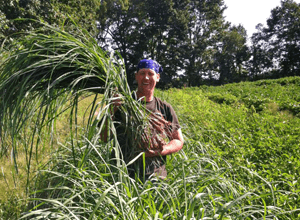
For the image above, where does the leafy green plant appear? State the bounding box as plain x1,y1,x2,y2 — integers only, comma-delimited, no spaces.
159,80,300,217
207,92,238,105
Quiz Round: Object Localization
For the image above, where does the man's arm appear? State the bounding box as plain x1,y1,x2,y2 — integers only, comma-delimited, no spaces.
145,128,184,157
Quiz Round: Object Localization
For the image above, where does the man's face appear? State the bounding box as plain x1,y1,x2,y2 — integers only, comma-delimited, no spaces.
135,69,160,93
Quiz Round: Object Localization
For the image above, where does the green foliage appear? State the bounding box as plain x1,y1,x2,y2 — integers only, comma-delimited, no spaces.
215,25,249,84
22,138,289,219
0,21,108,158
157,76,300,217
201,76,300,115
0,192,27,220
97,0,234,86
0,21,150,202
0,0,52,47
0,0,101,48
206,92,238,105
1,74,300,218
0,10,9,40
2,0,300,85
51,0,101,36
250,0,300,78
180,0,228,86
97,0,193,84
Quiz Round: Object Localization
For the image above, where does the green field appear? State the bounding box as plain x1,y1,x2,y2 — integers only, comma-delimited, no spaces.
1,76,300,219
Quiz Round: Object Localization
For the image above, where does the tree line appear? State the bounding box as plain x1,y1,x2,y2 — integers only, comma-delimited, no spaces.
1,0,299,87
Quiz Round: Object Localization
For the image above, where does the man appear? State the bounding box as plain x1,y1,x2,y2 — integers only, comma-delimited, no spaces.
105,59,184,180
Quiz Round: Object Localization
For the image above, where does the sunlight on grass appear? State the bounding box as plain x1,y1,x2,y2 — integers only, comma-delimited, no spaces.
0,94,102,218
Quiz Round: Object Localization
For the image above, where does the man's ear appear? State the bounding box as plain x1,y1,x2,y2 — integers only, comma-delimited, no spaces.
156,74,160,82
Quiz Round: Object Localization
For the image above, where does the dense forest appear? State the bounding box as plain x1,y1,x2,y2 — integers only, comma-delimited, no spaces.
1,0,299,86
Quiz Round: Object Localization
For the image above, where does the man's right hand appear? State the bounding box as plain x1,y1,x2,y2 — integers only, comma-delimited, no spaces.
112,93,123,106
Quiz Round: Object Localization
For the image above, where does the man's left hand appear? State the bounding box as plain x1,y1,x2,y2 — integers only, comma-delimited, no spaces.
144,128,184,157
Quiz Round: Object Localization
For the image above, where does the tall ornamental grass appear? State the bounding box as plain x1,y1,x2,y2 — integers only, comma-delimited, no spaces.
0,20,149,188
21,136,290,219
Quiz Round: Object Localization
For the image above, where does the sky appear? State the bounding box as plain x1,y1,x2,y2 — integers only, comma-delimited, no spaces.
223,0,300,41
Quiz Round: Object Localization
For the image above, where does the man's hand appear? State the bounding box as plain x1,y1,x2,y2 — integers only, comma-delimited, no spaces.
111,93,123,114
139,112,172,150
144,128,184,157
112,93,123,107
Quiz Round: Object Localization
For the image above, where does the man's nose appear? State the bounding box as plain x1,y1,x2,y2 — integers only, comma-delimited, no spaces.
145,75,149,80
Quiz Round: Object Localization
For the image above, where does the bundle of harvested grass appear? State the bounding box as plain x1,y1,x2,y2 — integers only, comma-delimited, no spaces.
0,24,108,102
0,21,139,169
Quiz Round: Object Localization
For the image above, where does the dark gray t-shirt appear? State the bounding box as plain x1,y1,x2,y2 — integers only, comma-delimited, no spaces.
113,95,180,179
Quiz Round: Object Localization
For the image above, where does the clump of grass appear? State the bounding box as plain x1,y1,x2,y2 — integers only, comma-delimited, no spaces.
0,191,27,220
266,102,280,114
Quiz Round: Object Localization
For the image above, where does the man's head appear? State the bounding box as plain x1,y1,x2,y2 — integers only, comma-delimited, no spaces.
135,59,162,94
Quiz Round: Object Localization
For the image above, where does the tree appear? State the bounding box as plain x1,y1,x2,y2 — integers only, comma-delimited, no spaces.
215,25,249,83
182,0,227,86
97,0,191,87
140,0,191,86
249,24,274,79
0,0,101,47
51,0,101,36
97,0,250,86
250,0,300,78
97,0,145,84
0,10,9,46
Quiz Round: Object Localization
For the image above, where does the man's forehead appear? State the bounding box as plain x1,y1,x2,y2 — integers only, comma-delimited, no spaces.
137,68,157,74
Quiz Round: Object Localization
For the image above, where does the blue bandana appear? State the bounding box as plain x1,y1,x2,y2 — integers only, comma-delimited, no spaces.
137,59,163,74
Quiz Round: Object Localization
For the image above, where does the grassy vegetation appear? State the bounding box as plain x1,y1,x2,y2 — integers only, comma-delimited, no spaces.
0,93,102,219
1,76,299,219
160,77,300,215
0,22,299,219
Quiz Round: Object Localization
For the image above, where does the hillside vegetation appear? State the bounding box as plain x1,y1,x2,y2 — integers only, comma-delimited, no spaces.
157,76,299,217
1,76,300,219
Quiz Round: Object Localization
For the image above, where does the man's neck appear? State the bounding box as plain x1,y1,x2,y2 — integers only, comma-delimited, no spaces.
136,90,154,102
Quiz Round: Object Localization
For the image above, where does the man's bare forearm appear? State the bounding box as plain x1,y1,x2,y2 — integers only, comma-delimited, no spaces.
145,139,183,157
145,128,184,157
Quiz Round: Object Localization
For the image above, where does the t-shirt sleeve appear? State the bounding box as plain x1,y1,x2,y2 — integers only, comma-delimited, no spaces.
164,102,181,131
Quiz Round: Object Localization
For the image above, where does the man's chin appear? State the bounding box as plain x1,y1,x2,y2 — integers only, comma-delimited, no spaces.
141,85,154,90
